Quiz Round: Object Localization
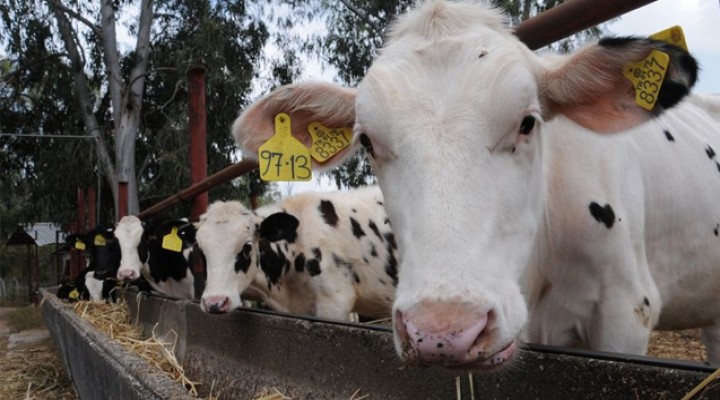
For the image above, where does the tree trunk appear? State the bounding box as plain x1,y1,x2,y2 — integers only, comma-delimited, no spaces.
49,0,118,208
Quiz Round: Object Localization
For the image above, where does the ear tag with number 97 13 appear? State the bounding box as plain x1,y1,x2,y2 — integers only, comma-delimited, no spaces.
161,227,183,253
258,113,312,182
308,122,353,163
623,49,670,111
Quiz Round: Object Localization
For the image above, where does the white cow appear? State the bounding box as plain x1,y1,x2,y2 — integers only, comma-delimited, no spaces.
233,1,720,368
196,186,398,321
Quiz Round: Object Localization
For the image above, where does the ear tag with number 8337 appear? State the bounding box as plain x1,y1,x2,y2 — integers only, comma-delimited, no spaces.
258,113,312,182
308,122,353,163
623,49,669,111
162,227,183,253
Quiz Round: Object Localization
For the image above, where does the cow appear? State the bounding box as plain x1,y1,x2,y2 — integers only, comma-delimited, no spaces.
231,1,720,368
114,216,196,300
58,232,118,302
196,186,398,321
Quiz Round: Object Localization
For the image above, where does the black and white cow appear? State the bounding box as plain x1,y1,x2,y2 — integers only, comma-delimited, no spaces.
57,231,118,302
196,186,398,321
234,1,720,368
114,216,196,300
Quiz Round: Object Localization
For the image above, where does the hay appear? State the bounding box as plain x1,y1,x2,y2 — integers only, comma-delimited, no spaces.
0,341,75,399
71,300,204,398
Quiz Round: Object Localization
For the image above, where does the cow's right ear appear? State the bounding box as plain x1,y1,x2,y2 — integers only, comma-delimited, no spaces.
257,213,299,243
233,81,358,171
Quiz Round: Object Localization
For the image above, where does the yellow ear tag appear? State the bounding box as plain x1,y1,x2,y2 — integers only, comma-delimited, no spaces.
94,234,106,247
650,26,688,52
258,113,312,182
74,239,86,250
68,289,79,300
161,227,183,253
308,122,353,163
623,50,670,111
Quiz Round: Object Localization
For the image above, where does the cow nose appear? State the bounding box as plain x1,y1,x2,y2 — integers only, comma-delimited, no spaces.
117,268,138,281
202,295,230,314
396,301,498,366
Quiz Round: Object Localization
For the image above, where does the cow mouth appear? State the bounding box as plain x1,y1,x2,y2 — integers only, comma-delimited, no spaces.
402,339,518,370
446,340,517,370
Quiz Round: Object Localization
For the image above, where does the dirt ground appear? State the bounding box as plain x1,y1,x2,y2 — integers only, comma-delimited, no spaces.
0,304,714,400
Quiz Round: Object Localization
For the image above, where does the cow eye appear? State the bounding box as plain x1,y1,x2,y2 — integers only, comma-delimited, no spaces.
240,241,252,258
358,133,375,157
519,115,536,135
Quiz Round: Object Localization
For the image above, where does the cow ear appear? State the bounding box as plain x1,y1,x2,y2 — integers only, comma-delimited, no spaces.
539,37,698,133
233,81,358,171
258,213,299,242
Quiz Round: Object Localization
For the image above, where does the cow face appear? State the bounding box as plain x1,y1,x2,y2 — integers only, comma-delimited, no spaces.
232,1,697,369
114,216,147,281
196,201,299,314
84,226,121,280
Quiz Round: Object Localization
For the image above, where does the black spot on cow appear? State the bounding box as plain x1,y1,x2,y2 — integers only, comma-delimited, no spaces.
368,220,382,240
234,243,252,273
369,243,378,257
350,217,365,238
353,272,361,284
312,248,322,261
259,240,287,286
643,297,650,307
294,253,306,272
352,208,357,213
306,259,321,276
385,250,399,287
384,233,397,250
379,279,387,285
707,145,716,160
319,200,339,227
258,213,298,243
714,224,719,237
384,218,391,226
716,162,720,174
376,201,384,206
363,257,369,264
663,130,675,142
589,202,616,229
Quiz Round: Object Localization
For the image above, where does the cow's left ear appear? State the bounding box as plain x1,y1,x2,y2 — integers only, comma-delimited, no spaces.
539,37,698,133
258,213,299,242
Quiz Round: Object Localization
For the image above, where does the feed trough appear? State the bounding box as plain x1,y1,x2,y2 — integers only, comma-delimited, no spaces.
41,287,719,399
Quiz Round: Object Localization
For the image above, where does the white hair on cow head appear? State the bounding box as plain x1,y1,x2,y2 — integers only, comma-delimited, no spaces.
201,201,251,223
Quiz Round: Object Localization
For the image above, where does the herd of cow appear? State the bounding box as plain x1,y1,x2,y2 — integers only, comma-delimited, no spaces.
57,0,720,372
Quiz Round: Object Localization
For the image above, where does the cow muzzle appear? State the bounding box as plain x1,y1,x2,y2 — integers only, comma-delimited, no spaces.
116,267,139,281
201,295,231,314
395,300,517,369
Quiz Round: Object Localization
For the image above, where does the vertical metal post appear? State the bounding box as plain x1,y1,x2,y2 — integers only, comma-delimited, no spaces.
87,186,97,229
188,66,208,222
118,181,129,219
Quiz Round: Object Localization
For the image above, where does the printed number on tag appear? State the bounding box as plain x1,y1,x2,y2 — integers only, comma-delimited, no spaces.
308,122,353,163
258,113,312,182
161,227,183,253
623,50,670,111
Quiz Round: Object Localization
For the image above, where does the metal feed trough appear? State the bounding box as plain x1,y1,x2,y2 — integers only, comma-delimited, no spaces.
41,287,718,400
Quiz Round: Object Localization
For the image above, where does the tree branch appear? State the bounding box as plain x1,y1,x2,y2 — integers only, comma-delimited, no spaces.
48,0,103,37
128,67,177,88
337,0,381,36
100,0,123,131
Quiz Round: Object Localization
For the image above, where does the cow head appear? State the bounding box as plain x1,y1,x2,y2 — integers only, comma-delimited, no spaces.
83,226,121,280
115,216,196,282
196,201,299,314
232,1,697,369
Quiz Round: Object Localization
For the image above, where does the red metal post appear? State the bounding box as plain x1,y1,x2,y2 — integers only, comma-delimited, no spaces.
77,187,86,232
514,0,657,50
188,66,208,223
70,188,87,279
118,181,129,219
87,186,97,229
